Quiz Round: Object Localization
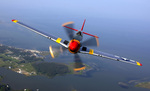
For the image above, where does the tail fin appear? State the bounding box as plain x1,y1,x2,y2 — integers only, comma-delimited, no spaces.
81,19,86,31
81,19,99,38
62,19,99,38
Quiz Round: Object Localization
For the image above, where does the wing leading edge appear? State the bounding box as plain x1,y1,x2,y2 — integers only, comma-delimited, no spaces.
12,19,69,48
79,46,142,66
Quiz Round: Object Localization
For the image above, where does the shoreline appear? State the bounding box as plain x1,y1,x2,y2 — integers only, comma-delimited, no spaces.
0,44,93,78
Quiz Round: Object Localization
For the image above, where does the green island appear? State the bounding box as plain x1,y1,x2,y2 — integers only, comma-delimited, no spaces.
0,44,91,90
119,79,150,90
0,44,91,91
135,82,150,89
0,44,44,76
0,44,90,78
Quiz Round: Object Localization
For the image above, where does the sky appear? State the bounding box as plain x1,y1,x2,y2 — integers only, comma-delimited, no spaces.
0,0,150,21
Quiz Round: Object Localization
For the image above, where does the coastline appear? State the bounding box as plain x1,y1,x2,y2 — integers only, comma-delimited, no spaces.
0,44,92,78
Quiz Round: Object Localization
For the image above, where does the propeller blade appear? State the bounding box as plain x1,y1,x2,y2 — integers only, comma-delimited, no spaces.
74,54,86,71
82,32,99,38
49,46,55,58
81,19,86,31
62,22,77,39
82,37,99,47
49,46,66,58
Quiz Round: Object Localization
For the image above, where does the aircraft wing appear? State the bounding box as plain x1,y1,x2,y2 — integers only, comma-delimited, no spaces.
12,19,69,48
79,46,142,66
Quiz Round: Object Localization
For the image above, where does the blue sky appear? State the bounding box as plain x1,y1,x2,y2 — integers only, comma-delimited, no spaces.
0,0,150,21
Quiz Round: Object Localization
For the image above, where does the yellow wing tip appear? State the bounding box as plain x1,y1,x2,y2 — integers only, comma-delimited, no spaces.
12,19,18,23
136,61,142,66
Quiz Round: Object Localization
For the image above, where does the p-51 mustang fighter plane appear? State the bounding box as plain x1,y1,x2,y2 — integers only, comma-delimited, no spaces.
12,19,142,71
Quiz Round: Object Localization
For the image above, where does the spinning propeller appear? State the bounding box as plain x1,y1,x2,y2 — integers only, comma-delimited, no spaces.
63,19,99,38
49,20,99,71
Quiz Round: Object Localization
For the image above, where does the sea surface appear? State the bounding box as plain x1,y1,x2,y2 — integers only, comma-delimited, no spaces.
0,14,150,91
